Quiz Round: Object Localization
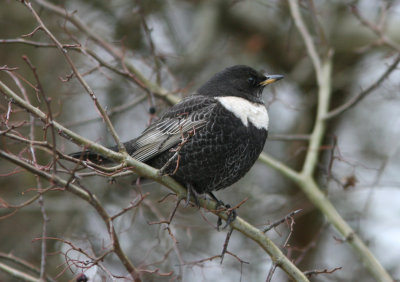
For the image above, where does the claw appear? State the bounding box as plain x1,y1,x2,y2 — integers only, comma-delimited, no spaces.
209,194,237,230
222,205,237,229
185,184,200,208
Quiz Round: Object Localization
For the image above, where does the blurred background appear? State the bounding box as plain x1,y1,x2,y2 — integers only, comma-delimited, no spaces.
1,0,400,281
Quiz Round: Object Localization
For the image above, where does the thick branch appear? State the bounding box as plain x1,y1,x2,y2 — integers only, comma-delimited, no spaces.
258,152,300,183
288,0,322,79
284,1,393,281
301,56,332,177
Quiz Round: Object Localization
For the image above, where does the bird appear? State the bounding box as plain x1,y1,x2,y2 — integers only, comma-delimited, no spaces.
71,65,283,209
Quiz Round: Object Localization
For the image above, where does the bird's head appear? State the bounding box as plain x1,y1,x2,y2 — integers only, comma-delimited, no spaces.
197,65,284,104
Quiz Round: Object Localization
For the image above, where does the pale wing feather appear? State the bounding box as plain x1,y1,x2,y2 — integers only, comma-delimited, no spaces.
131,103,215,162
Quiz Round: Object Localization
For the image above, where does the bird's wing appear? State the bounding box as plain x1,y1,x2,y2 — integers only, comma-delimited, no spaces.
127,95,217,162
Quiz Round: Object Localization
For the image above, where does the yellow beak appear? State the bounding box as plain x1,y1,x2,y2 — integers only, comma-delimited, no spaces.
259,74,284,86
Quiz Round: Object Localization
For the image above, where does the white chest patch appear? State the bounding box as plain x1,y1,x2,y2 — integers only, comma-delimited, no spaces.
215,96,269,130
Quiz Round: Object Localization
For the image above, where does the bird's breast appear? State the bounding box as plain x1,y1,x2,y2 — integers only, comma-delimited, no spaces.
214,96,269,130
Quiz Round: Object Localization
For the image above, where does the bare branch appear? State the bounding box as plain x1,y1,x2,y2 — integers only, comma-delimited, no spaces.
0,117,308,281
0,38,78,48
263,209,302,233
268,133,310,142
64,94,147,127
220,227,234,264
0,150,142,281
324,54,400,119
0,252,55,282
266,263,278,282
288,0,322,80
1,2,394,280
0,262,41,282
34,0,181,105
351,5,400,52
23,1,126,153
282,1,393,281
304,266,342,278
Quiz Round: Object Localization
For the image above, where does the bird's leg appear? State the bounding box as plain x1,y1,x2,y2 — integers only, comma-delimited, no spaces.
185,184,200,207
208,192,237,230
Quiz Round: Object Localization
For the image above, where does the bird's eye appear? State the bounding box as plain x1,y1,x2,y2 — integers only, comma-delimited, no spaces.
247,76,256,85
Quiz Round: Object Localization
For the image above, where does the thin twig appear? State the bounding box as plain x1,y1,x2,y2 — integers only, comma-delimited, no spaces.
324,54,400,119
23,1,126,154
34,0,181,104
138,0,163,85
0,38,79,48
304,266,342,277
64,93,147,127
22,55,58,173
220,227,234,264
263,209,302,233
6,68,50,280
351,5,400,52
0,252,55,282
0,262,41,282
266,263,278,282
0,150,142,282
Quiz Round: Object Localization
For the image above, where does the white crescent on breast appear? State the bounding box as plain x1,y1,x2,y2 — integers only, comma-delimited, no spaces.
215,96,269,130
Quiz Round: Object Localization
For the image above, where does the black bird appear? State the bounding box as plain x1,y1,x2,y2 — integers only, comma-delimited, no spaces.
71,65,283,206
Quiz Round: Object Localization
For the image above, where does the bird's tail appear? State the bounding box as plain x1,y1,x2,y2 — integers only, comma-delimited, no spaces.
69,140,136,164
69,146,117,164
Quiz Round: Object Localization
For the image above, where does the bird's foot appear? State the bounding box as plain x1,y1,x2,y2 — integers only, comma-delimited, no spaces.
184,184,200,208
208,192,237,230
216,202,237,231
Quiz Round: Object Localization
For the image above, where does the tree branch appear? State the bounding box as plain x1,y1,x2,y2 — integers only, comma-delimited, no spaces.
23,1,126,153
0,79,308,281
283,1,393,281
258,152,301,183
0,252,55,282
351,4,400,52
288,0,322,79
0,150,142,282
324,54,400,120
0,262,41,282
33,0,181,105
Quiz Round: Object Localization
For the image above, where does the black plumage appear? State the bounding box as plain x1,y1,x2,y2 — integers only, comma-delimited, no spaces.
71,65,283,199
